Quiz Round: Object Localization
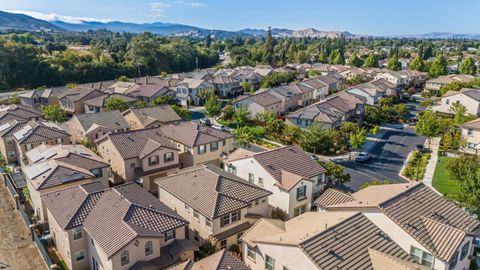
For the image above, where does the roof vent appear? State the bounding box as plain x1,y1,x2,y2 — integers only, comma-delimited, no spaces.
149,204,153,208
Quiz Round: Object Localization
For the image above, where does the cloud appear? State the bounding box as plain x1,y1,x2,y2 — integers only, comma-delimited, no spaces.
6,10,110,24
176,0,207,7
148,2,172,18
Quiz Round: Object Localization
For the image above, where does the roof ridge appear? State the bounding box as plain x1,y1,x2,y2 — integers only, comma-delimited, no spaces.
127,203,187,223
64,190,106,229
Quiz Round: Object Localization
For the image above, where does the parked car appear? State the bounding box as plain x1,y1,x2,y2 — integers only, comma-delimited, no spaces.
212,124,231,132
199,118,212,126
415,144,424,152
355,152,372,162
310,154,319,161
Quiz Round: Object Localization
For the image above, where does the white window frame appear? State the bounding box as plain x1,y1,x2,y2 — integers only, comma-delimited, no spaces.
74,250,85,262
265,254,275,270
145,241,153,256
120,250,129,266
164,230,176,241
193,210,200,222
247,245,256,261
72,227,83,241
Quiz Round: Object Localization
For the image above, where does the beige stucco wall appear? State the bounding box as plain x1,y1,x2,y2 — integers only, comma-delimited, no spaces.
0,136,18,163
441,94,480,116
173,137,234,168
123,111,144,130
243,242,318,270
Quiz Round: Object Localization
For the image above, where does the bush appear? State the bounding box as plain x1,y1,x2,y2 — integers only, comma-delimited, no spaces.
229,244,241,255
403,151,431,181
271,207,288,221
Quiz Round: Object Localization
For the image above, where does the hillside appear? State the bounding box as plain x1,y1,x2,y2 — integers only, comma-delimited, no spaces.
0,10,63,31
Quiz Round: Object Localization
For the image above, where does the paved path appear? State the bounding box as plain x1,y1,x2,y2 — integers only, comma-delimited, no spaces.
422,137,441,192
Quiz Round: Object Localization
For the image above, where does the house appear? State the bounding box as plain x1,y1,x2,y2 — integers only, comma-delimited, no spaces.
0,120,27,164
212,76,242,98
241,211,423,270
106,81,140,94
42,182,195,270
375,70,428,88
170,249,250,270
346,79,397,105
19,87,68,109
65,110,130,144
12,120,71,163
0,104,41,124
83,93,138,113
287,83,315,107
126,84,176,103
300,78,329,100
285,92,366,129
229,69,264,87
233,91,283,118
461,118,480,154
58,87,105,114
156,164,271,250
315,74,344,94
371,77,401,96
267,87,299,113
24,144,109,221
315,182,479,270
122,106,182,130
160,122,234,167
425,74,475,94
96,127,181,191
432,88,480,116
175,78,214,106
224,145,326,218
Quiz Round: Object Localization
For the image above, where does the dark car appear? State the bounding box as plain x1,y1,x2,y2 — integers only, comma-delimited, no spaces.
415,144,424,152
199,118,212,126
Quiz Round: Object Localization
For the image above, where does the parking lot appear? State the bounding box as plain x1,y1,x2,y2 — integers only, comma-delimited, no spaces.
337,127,426,191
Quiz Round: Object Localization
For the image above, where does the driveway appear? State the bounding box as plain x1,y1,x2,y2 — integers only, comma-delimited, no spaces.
337,127,426,191
0,184,45,269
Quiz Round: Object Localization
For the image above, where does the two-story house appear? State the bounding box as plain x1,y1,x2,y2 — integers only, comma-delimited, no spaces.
432,88,480,116
315,182,480,270
425,74,474,95
300,78,329,101
126,84,176,103
65,110,130,144
156,164,272,250
83,93,138,113
19,87,68,109
211,76,242,98
122,106,182,130
224,145,326,218
461,118,480,154
287,83,315,107
0,104,41,124
160,122,234,167
175,78,214,106
42,182,195,270
233,91,283,118
24,144,109,221
58,87,105,114
96,127,181,191
170,249,251,270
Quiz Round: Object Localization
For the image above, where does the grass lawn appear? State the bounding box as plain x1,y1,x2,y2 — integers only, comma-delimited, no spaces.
432,156,460,197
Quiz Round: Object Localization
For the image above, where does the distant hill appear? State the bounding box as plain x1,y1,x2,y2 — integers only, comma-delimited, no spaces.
238,28,357,38
395,32,480,40
0,10,63,31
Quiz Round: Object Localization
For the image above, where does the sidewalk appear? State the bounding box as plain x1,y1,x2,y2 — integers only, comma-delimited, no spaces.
422,137,441,193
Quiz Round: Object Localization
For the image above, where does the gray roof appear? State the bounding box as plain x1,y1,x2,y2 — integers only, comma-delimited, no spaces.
0,104,40,124
461,88,480,101
156,164,272,219
161,122,232,147
235,91,281,107
43,182,188,258
58,87,102,102
123,106,181,127
74,110,129,132
12,120,70,144
169,249,251,270
101,127,178,159
126,84,173,98
83,93,137,107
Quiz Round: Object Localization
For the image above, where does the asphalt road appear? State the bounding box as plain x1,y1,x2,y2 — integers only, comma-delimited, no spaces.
337,127,426,192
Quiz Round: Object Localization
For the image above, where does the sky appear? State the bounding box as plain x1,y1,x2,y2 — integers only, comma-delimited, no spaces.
2,0,480,35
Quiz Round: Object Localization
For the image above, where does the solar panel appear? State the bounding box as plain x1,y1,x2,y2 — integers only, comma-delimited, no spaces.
24,164,51,179
42,148,57,159
0,123,11,132
26,149,43,163
13,125,33,140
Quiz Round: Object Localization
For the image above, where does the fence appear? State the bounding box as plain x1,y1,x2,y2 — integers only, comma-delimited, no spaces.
2,173,54,270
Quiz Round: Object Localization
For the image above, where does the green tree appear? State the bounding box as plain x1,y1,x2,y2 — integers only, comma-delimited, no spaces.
415,110,440,145
262,27,276,65
40,105,68,123
232,126,256,147
204,96,221,117
233,105,250,127
9,92,20,104
323,162,351,184
459,57,477,75
370,125,380,135
197,89,215,104
363,53,378,68
409,55,425,71
265,118,285,135
446,156,480,215
349,128,367,151
221,104,235,121
134,100,148,108
241,82,254,94
429,54,448,78
316,51,327,63
117,75,129,82
105,97,130,112
348,52,363,67
329,49,345,65
171,105,191,120
151,95,174,105
255,111,276,126
387,55,401,71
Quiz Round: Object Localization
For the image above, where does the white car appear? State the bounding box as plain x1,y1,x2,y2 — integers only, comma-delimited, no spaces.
355,152,372,162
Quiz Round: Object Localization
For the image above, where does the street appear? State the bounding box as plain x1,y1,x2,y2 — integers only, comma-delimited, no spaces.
337,127,426,191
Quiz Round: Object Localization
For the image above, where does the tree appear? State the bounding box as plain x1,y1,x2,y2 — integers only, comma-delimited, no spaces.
329,49,345,65
255,111,276,126
204,96,221,117
415,110,440,145
459,57,477,75
232,126,256,147
322,162,351,184
40,105,68,123
265,118,285,135
370,125,380,135
105,97,129,112
363,53,378,68
387,55,401,71
271,207,288,221
262,27,276,65
300,127,344,155
349,128,367,152
409,55,425,71
171,105,191,120
221,104,235,121
197,240,217,259
233,105,250,127
151,95,174,105
134,100,148,108
446,156,480,215
197,89,215,104
429,54,448,78
117,75,129,82
348,52,363,67
241,82,254,94
9,92,20,104
283,125,303,145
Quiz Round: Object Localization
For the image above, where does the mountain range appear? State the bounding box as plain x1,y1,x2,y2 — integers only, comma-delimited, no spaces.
1,10,480,40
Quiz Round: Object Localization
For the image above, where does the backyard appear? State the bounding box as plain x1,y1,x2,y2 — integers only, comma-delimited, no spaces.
432,156,460,197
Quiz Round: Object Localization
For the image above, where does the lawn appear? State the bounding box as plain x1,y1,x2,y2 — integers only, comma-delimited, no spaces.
432,156,460,197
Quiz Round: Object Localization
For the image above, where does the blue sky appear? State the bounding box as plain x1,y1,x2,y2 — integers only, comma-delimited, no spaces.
2,0,480,35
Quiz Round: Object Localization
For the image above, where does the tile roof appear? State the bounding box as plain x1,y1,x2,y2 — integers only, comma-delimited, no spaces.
101,127,178,159
74,110,130,133
83,93,137,107
314,188,355,208
234,91,282,107
169,249,251,270
160,122,232,147
12,120,70,144
58,87,101,102
123,106,181,127
126,84,173,98
156,164,271,219
368,249,430,270
460,88,480,101
0,104,40,124
249,145,326,190
131,239,198,270
43,182,188,258
462,118,480,130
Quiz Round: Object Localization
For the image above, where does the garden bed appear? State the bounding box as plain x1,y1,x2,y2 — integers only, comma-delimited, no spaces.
402,150,431,181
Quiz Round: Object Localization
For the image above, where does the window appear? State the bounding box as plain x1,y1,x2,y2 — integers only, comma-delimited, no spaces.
258,177,264,187
265,254,275,270
210,142,219,151
145,241,153,256
220,239,227,250
283,267,290,270
5,137,12,144
247,245,256,261
198,145,206,155
8,151,15,158
184,146,192,153
164,230,176,241
148,155,159,166
90,168,102,178
446,99,450,105
72,227,83,240
248,173,254,183
461,242,470,260
296,185,307,201
57,138,63,144
25,144,33,151
227,165,237,175
221,211,240,227
184,203,190,213
296,118,302,125
74,250,85,262
120,250,129,266
206,218,212,230
193,210,200,221
130,162,135,168
410,246,433,268
449,251,458,270
294,205,306,217
164,152,174,162
193,230,200,242
237,232,243,244
317,175,323,185
222,140,226,146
